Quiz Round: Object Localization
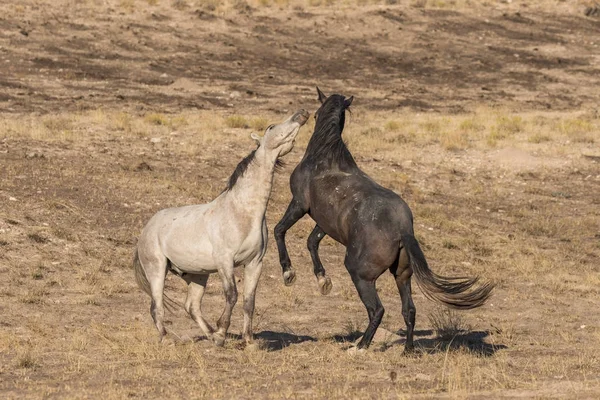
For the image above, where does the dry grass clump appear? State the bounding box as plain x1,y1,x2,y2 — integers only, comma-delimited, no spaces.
16,350,38,369
556,118,595,143
250,116,270,131
528,132,552,143
487,115,524,146
384,120,401,131
331,108,599,158
429,308,471,341
459,117,485,133
225,115,250,129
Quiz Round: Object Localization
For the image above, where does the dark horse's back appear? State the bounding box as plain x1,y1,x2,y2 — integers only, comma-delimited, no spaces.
302,167,414,271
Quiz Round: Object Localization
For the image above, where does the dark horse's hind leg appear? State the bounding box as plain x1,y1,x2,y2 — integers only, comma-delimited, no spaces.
346,255,385,349
307,225,332,295
391,248,416,353
274,198,307,286
397,278,416,353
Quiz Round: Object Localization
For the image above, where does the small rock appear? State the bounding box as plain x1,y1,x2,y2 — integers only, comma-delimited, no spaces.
347,346,367,356
135,162,152,171
26,152,44,159
245,343,260,352
9,197,17,202
415,373,432,381
389,371,397,382
150,137,161,144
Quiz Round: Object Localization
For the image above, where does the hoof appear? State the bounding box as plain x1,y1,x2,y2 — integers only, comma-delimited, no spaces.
318,276,332,295
347,346,367,356
245,342,260,352
159,334,176,346
212,333,226,347
283,270,296,286
403,346,419,357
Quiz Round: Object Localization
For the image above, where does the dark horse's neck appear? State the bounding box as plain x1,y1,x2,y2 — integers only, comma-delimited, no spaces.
304,102,357,170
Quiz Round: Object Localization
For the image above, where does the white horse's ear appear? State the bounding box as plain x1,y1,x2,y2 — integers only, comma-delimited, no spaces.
251,132,262,146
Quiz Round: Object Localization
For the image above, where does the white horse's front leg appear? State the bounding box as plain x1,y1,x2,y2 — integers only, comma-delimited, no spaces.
242,256,263,345
214,260,237,347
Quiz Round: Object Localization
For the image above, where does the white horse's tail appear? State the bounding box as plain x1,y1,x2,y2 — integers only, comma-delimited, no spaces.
133,248,180,313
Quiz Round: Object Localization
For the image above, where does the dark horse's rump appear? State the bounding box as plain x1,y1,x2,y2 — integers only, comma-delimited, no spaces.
274,88,494,351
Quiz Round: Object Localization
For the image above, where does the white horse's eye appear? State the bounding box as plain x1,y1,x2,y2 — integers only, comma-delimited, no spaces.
267,124,275,131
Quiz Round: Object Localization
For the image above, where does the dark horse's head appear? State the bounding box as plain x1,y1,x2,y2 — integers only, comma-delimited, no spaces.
314,87,353,134
305,87,356,166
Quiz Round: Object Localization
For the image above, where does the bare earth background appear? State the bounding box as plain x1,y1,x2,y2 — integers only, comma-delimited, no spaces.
1,0,599,398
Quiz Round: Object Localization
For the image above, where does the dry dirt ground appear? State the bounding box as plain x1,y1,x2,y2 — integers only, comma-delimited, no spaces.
1,0,600,399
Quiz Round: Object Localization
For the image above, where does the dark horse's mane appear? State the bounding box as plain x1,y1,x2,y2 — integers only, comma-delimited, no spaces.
224,147,284,192
304,94,357,169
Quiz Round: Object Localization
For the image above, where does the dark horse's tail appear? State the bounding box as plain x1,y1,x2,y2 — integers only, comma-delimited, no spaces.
401,234,494,309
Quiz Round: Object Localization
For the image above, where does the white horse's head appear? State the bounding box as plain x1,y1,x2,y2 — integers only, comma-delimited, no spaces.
252,109,309,157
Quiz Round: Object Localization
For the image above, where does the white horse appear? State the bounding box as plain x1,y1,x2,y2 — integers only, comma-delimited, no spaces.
134,109,309,346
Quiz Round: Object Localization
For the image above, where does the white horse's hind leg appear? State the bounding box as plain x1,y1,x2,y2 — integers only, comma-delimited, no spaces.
141,253,169,342
183,274,214,340
214,261,237,347
242,257,263,344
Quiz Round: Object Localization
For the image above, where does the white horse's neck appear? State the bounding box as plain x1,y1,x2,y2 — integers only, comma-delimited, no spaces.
225,145,278,216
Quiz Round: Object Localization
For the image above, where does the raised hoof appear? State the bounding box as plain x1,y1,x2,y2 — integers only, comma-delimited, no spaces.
318,276,332,295
283,270,296,286
347,346,367,356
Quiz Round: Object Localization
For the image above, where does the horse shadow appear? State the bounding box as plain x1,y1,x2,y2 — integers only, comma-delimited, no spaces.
191,330,318,351
191,329,505,355
332,329,506,357
255,330,318,351
411,330,507,357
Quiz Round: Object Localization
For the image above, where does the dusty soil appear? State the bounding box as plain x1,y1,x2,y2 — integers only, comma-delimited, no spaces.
1,0,600,114
1,0,600,399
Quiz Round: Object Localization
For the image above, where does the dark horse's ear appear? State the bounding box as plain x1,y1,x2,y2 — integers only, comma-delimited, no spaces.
344,96,354,109
316,87,327,104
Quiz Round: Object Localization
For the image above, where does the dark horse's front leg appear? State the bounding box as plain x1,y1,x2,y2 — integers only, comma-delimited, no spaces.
307,225,332,295
274,198,307,286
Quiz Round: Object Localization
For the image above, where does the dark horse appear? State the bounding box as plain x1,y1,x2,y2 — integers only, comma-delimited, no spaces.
274,88,494,351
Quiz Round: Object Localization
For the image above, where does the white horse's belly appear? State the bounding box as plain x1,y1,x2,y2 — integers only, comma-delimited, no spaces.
233,221,266,266
162,235,217,272
154,205,218,274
